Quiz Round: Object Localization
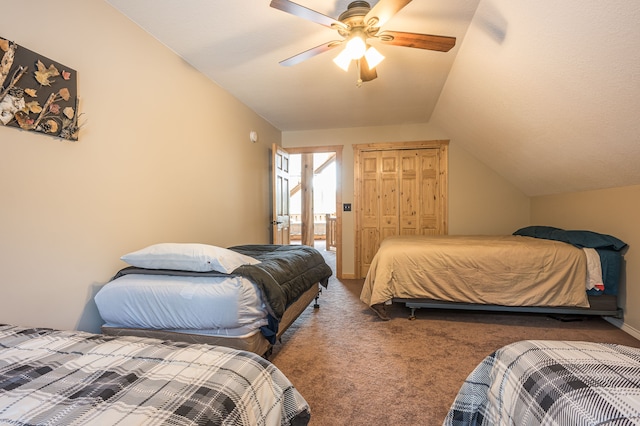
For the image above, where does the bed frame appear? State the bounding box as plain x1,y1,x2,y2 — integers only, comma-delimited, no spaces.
102,282,321,357
396,294,622,320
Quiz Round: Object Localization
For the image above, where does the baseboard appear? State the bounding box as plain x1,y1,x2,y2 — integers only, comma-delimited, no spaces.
604,317,640,341
339,273,357,279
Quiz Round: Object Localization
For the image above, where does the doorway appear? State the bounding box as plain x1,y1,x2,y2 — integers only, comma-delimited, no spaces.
286,146,342,279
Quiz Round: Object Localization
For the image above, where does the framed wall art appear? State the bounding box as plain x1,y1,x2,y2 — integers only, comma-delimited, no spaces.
0,36,80,141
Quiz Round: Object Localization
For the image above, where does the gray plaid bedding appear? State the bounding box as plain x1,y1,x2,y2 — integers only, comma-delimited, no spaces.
0,325,310,425
444,340,640,425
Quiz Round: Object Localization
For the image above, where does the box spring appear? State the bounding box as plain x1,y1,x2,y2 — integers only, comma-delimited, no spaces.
102,283,320,356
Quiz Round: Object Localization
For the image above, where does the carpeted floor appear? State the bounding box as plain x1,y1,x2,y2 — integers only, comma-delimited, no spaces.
270,247,640,426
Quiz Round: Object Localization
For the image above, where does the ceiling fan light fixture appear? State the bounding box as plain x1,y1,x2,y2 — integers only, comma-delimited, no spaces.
333,30,368,72
333,48,353,71
364,46,385,70
271,0,457,84
345,33,367,59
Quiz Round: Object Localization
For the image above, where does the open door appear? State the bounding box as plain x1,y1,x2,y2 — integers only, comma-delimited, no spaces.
284,146,343,279
271,144,290,245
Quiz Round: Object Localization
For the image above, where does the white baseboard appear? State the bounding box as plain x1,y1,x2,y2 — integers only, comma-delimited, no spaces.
604,317,640,341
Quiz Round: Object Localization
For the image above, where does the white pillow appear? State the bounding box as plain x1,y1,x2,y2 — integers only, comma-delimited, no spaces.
120,243,260,273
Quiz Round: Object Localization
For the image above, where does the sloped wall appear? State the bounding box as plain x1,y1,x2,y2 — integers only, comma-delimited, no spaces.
0,1,279,332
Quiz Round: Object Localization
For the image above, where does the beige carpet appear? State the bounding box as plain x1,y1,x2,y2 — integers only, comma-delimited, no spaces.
270,250,640,426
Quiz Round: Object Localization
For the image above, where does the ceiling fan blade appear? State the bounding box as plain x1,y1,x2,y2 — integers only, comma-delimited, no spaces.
364,0,412,29
270,0,348,30
359,57,378,82
377,31,456,52
279,41,343,67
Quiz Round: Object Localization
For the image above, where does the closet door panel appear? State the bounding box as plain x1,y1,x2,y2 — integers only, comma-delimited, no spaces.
419,149,440,234
359,151,381,276
400,150,419,235
360,228,380,277
380,151,399,240
360,152,379,230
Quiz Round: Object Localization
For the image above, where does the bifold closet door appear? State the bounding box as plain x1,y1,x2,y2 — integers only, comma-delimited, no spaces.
399,149,441,236
356,143,448,278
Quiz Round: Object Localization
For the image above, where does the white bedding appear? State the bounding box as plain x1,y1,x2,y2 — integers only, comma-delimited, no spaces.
95,274,268,334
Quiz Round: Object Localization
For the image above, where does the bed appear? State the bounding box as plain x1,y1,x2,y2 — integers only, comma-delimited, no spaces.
96,243,332,356
444,340,640,425
0,324,310,425
360,226,626,320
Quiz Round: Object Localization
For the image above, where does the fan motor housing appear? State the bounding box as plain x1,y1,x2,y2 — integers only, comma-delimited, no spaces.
338,1,372,36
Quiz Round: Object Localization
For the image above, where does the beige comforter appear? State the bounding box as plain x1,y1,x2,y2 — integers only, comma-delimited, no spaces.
360,235,589,308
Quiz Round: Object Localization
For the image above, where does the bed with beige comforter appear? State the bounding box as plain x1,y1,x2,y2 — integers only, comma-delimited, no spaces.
360,228,626,318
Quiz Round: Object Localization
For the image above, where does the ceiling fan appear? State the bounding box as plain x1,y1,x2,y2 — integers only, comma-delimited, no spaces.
270,0,456,85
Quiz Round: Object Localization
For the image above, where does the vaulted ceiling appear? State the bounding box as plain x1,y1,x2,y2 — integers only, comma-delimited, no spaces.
107,0,640,196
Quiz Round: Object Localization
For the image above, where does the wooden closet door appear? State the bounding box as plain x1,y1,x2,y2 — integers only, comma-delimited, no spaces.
399,150,419,235
399,149,441,235
380,151,400,241
359,150,400,277
355,141,448,279
359,151,378,276
359,151,381,277
418,149,441,235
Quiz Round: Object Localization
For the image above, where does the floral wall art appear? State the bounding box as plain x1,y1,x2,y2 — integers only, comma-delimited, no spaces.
0,36,80,141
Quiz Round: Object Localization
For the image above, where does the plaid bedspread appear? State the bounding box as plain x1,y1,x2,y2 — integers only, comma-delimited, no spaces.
444,340,640,426
0,325,310,425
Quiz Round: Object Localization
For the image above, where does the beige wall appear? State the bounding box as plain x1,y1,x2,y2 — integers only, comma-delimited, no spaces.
283,127,531,277
284,125,640,338
531,185,640,338
5,1,633,341
0,1,280,333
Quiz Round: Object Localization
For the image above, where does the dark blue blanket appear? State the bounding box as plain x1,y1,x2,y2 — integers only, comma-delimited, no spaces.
513,225,627,251
513,226,626,295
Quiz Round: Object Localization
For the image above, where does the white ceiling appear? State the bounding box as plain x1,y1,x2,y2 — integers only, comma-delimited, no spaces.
105,0,477,131
106,0,640,196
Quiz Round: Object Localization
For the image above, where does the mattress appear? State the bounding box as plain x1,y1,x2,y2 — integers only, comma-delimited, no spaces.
97,244,332,354
0,324,310,425
445,340,640,425
361,235,590,309
95,273,268,334
102,283,321,356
